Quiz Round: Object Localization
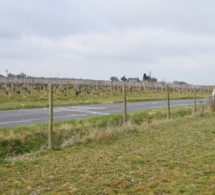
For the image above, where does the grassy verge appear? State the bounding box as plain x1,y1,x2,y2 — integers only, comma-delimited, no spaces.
0,105,215,194
0,106,194,159
0,91,211,110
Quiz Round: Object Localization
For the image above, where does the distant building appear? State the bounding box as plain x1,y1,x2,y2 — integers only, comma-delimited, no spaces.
128,77,140,82
110,76,119,81
5,69,9,77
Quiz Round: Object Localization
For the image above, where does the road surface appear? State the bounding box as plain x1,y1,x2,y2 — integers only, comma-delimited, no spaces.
0,99,209,129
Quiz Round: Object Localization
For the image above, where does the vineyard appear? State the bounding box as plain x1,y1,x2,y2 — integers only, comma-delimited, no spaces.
0,77,213,96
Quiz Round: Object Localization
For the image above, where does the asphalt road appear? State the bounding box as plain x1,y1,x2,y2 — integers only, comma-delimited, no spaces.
0,99,209,129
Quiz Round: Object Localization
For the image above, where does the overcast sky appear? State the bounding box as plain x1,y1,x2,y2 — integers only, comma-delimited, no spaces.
1,0,215,85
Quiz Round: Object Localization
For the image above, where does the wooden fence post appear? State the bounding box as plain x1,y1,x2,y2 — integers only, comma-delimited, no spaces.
48,84,53,150
167,84,171,119
139,82,141,92
11,79,14,96
67,80,70,96
132,81,134,93
110,81,113,94
194,86,197,113
123,81,127,125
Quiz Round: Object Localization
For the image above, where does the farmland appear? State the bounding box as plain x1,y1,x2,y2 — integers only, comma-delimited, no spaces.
0,77,213,97
0,77,214,194
0,77,213,110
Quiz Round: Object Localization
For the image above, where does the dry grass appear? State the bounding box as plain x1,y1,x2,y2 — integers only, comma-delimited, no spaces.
61,121,137,148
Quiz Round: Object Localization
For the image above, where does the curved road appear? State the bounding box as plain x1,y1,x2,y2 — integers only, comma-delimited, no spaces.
0,99,209,129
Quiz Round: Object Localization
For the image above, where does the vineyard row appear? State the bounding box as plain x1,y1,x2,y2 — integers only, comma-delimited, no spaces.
0,77,213,95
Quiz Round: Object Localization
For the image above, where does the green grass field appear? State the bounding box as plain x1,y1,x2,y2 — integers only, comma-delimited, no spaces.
0,91,214,194
0,105,215,194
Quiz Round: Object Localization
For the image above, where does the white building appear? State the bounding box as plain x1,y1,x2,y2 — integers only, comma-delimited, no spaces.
5,69,9,77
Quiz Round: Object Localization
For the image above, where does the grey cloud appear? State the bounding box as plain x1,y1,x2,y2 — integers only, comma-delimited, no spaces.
1,0,215,84
1,0,215,38
0,0,109,38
